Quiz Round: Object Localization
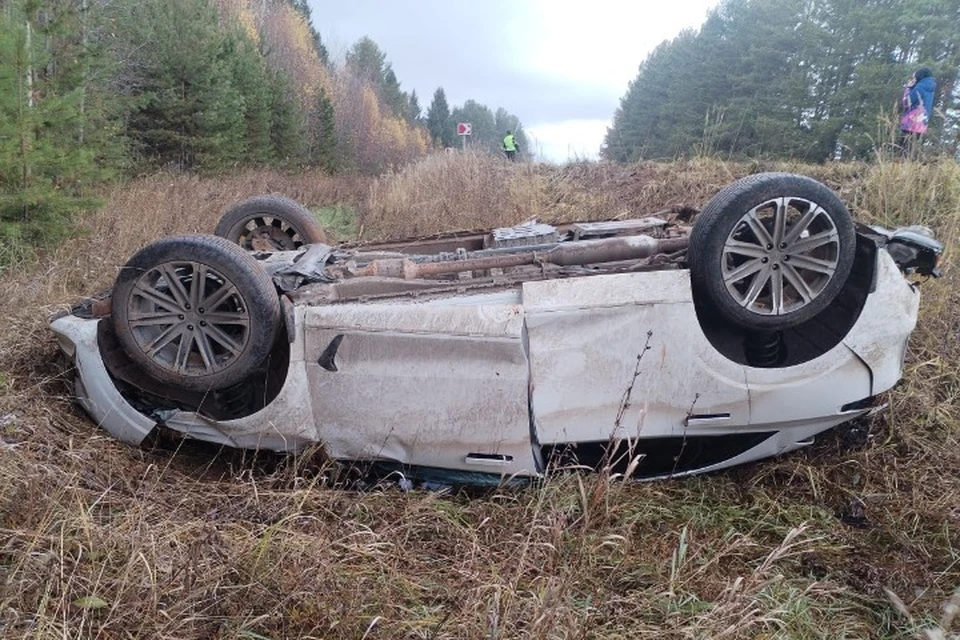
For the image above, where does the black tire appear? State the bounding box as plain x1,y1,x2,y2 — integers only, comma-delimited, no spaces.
689,173,856,331
215,195,327,252
111,234,281,392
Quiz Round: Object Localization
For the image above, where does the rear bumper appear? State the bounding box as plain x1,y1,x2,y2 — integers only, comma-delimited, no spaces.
50,313,317,451
51,314,157,445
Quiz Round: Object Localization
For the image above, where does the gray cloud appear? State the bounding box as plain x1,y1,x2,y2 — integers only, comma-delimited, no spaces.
309,0,620,125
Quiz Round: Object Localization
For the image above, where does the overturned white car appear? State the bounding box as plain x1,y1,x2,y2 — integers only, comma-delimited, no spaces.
51,173,942,483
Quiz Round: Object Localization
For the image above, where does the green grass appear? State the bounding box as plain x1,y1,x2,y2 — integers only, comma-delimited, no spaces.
312,203,359,240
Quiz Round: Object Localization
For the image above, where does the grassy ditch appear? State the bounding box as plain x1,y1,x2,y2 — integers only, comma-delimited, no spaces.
0,156,958,638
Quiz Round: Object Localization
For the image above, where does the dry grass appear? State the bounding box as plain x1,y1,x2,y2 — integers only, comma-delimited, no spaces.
1,155,959,638
361,152,552,239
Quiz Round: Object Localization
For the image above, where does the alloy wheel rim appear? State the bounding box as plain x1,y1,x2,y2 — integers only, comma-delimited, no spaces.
126,261,251,377
721,197,840,316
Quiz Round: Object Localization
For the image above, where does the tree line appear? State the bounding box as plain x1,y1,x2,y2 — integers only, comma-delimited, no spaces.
603,0,960,163
423,87,529,154
344,36,529,155
0,0,340,251
0,0,527,258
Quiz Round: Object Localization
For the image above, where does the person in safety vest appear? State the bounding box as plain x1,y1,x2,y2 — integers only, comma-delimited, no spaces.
502,131,519,161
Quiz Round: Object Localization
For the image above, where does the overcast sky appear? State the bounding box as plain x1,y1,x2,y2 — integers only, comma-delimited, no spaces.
308,0,720,163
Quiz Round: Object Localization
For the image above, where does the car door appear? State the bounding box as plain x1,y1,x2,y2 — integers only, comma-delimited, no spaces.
302,290,538,476
523,270,751,470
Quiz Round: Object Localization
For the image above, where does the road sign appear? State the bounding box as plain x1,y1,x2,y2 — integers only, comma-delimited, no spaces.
457,122,472,136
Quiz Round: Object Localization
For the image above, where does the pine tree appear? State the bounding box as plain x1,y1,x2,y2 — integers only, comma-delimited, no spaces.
345,38,411,120
115,0,249,171
345,36,387,85
408,90,422,124
268,70,306,166
426,87,451,146
306,86,337,171
224,27,275,165
0,0,116,253
381,65,409,119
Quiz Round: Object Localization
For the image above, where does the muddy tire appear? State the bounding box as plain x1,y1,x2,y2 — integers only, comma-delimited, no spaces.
111,234,281,392
689,173,856,331
215,195,327,252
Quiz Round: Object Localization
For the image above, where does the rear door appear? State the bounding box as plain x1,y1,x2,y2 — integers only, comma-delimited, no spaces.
524,271,751,467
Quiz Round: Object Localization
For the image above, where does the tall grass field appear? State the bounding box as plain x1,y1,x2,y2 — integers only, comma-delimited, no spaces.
1,154,958,638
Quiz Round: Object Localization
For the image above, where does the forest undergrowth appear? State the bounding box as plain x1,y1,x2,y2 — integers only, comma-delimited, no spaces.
0,153,958,639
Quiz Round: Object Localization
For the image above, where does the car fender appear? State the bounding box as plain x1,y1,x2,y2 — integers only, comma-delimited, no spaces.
842,249,920,395
161,304,317,451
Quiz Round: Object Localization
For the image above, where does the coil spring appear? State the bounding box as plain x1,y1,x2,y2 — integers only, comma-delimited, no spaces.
744,331,784,368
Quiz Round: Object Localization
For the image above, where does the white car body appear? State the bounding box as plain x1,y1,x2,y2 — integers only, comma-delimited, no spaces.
50,230,920,483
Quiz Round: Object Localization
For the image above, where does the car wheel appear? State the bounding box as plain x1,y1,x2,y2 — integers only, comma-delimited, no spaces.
689,173,856,331
111,234,281,392
215,195,327,252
